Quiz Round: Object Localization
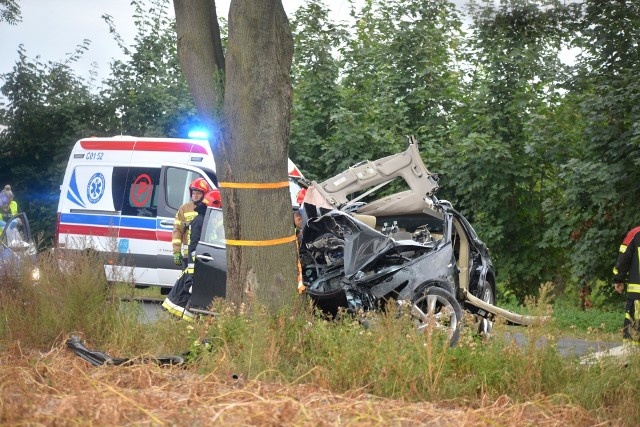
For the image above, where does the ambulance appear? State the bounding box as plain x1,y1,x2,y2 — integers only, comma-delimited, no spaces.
55,135,304,290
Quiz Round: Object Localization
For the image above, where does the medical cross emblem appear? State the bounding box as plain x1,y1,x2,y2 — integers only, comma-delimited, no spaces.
87,173,106,204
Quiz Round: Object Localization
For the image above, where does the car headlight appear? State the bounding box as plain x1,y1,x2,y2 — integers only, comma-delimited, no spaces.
31,267,40,282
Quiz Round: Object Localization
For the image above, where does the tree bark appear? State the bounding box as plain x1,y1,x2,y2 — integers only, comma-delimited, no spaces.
173,0,225,138
174,0,298,311
222,0,297,310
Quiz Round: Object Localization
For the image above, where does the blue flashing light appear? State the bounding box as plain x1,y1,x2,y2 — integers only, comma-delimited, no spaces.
188,129,209,139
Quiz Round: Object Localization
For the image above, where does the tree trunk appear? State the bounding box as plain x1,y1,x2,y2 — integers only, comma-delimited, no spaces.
173,0,225,136
174,0,298,311
222,0,297,310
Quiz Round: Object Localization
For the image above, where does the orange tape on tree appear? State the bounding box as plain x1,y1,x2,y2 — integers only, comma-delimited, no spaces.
218,181,289,189
225,234,297,247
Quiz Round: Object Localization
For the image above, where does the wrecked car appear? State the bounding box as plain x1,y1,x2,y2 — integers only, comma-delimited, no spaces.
297,138,496,345
0,213,39,283
187,138,543,343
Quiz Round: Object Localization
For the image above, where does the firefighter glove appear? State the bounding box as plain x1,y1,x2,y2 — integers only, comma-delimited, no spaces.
173,252,182,265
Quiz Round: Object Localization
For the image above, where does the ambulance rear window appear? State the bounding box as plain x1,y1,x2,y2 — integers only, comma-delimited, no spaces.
121,167,160,217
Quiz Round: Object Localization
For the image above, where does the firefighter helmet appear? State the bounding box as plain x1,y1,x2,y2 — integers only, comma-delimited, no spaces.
189,177,211,195
203,189,222,208
296,188,307,205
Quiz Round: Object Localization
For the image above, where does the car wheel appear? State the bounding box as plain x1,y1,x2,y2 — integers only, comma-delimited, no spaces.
411,286,463,347
475,280,495,336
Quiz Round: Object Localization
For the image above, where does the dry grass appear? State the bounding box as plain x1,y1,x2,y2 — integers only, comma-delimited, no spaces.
1,341,610,427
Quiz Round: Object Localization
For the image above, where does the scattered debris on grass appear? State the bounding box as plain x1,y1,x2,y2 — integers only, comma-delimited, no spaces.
66,335,184,367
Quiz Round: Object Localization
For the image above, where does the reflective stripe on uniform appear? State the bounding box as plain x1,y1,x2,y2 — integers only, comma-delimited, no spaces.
172,238,182,244
174,219,183,226
161,299,196,322
620,244,627,253
627,283,640,293
613,267,619,275
184,212,198,221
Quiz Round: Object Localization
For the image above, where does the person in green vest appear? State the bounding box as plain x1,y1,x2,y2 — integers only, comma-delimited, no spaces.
0,185,18,230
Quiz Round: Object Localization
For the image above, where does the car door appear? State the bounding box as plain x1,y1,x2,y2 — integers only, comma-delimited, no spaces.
0,213,35,278
156,165,217,287
190,207,227,309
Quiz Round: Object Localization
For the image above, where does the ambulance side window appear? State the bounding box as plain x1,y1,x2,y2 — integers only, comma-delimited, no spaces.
165,168,205,210
121,167,160,217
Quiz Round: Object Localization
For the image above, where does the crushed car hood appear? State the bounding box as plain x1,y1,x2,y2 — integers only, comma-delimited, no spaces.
302,209,433,277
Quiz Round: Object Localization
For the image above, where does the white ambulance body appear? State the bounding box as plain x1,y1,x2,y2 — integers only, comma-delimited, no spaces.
55,135,304,290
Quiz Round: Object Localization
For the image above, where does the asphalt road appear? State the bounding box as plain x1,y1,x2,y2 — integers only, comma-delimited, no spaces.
501,329,620,358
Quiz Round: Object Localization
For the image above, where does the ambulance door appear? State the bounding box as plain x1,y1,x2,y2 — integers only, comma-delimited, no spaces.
119,167,161,286
156,165,216,287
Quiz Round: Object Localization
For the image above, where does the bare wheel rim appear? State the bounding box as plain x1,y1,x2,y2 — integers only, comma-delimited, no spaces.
411,293,458,339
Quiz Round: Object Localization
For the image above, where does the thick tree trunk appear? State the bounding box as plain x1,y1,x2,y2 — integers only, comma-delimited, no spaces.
222,0,297,310
174,0,298,311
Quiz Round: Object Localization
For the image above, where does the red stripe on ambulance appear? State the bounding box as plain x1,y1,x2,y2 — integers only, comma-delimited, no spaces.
79,140,208,154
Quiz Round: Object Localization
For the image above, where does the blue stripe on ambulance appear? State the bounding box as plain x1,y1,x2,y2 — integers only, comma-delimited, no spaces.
66,169,86,208
60,213,121,227
60,213,172,231
120,216,156,229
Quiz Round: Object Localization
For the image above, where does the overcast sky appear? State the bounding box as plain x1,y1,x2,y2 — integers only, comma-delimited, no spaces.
0,0,356,84
1,0,576,94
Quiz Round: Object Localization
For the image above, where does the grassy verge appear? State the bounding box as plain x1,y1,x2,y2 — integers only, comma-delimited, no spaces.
1,255,638,425
498,283,624,342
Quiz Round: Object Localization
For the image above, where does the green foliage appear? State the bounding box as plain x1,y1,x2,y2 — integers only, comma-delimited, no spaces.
0,0,21,24
545,0,640,286
289,0,348,180
0,44,101,243
289,0,464,180
100,0,196,137
440,0,578,299
327,0,463,175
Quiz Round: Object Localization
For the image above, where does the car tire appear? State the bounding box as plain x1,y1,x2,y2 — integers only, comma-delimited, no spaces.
475,279,495,336
411,286,463,347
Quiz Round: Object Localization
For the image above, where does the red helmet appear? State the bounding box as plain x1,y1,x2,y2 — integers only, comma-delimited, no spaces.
296,188,307,205
203,189,222,208
189,177,211,194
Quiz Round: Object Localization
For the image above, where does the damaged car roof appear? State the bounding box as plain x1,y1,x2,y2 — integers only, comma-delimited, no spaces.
306,136,441,217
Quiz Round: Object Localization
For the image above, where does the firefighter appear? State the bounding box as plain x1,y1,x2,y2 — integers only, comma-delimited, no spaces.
613,226,640,344
163,190,222,321
172,177,211,270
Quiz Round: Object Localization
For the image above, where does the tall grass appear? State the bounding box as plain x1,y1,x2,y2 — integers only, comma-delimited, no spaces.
1,254,638,425
2,250,143,351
